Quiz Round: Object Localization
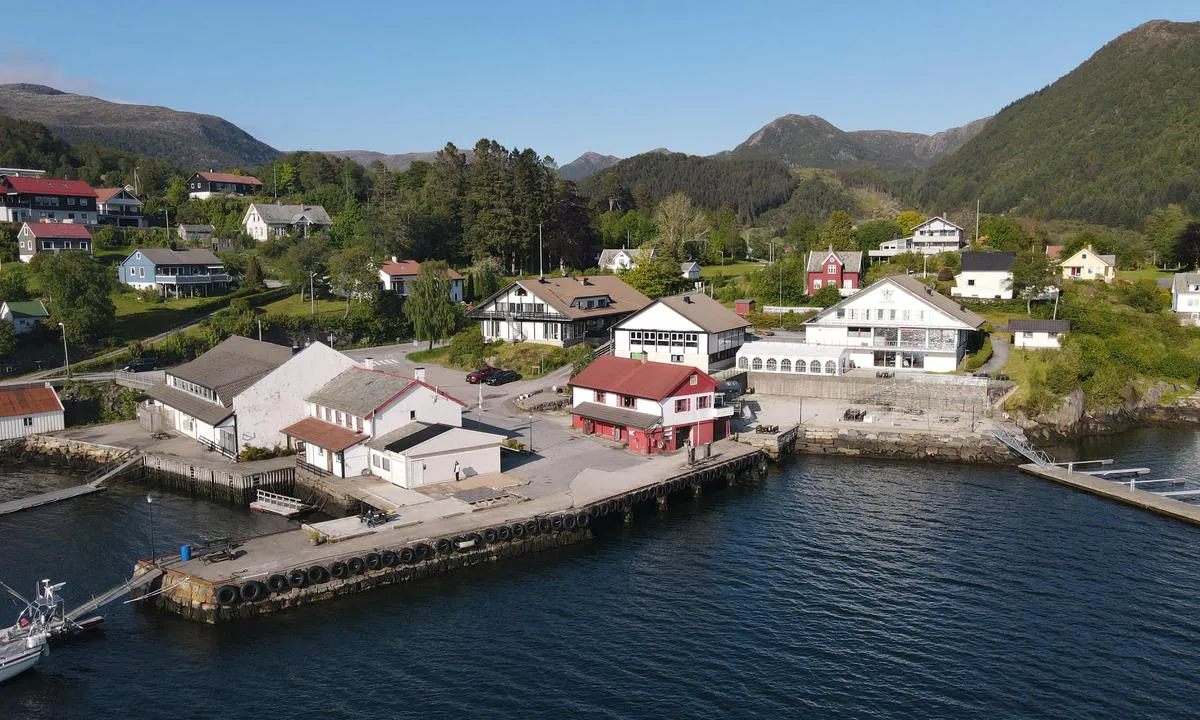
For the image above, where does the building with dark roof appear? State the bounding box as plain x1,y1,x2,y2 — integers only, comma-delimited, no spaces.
569,355,734,454
952,252,1015,300
613,292,749,372
804,275,987,372
242,203,333,241
17,222,93,263
469,274,651,347
187,171,263,200
1008,319,1070,350
117,247,231,296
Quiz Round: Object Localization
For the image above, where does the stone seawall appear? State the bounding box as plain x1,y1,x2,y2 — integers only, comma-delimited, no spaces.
794,425,1017,465
1,434,127,470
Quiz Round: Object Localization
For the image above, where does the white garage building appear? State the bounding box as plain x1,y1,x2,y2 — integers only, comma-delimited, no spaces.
366,423,505,488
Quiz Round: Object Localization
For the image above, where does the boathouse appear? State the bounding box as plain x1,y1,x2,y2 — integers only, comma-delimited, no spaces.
0,383,64,440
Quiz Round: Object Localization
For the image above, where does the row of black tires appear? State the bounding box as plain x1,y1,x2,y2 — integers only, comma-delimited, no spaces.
214,510,604,606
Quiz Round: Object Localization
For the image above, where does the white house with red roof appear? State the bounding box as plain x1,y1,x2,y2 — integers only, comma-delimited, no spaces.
94,187,145,228
187,171,263,200
0,175,98,224
379,258,464,302
282,365,467,477
569,355,733,454
17,222,93,262
0,383,64,440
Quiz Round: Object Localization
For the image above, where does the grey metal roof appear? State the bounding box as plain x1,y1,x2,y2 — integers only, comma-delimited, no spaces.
249,203,333,226
307,368,419,417
368,422,454,452
167,336,292,402
472,275,651,321
810,275,986,330
133,248,223,266
145,383,234,426
1172,272,1200,294
178,224,215,232
1100,254,1117,266
960,252,1015,272
598,247,653,267
621,292,749,333
571,401,661,430
1007,319,1071,333
806,249,863,273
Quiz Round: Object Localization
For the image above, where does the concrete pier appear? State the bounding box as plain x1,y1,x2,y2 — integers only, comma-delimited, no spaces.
1018,463,1200,526
133,441,764,623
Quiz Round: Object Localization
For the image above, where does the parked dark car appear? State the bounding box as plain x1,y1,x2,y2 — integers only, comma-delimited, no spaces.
716,379,743,398
122,358,159,373
466,366,499,384
484,369,522,386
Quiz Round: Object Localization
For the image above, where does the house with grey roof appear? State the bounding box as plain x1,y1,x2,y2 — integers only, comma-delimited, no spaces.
282,365,467,478
1008,319,1070,350
1060,245,1116,283
117,247,231,296
806,248,863,296
242,203,333,241
598,247,653,272
804,274,987,372
366,422,505,488
177,224,216,244
1170,272,1200,326
613,292,749,372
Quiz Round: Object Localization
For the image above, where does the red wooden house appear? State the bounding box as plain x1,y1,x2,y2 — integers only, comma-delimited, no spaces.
569,356,734,454
806,248,863,297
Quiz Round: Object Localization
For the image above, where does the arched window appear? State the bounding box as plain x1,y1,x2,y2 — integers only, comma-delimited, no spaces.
737,356,748,370
766,358,777,371
780,359,791,372
825,360,837,375
809,360,821,374
752,357,762,370
795,359,805,373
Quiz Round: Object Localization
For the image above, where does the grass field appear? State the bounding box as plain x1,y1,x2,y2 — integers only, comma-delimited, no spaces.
260,293,347,318
700,261,764,278
1116,268,1173,283
109,292,216,343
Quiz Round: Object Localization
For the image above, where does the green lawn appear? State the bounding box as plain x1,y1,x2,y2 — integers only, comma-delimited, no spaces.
1117,268,1173,283
109,292,216,343
260,293,346,318
700,261,764,278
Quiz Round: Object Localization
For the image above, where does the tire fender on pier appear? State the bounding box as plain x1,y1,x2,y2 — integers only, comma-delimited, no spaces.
436,538,453,555
348,557,366,574
576,512,590,529
497,525,512,541
511,522,525,538
238,581,266,603
307,565,331,584
564,514,578,530
267,574,290,593
381,550,398,567
330,561,350,579
364,552,382,570
399,547,416,564
538,518,552,533
483,528,499,544
287,569,308,588
216,584,240,606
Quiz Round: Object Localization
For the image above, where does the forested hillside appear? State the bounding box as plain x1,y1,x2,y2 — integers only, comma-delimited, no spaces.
578,151,795,220
912,20,1200,227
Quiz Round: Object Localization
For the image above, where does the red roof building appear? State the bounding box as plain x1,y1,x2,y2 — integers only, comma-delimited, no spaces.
569,356,733,453
0,175,99,224
806,248,863,297
18,222,93,262
0,384,65,439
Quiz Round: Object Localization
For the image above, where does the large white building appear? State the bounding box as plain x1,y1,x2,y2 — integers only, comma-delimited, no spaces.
802,275,987,372
0,383,64,441
242,203,333,241
1171,272,1200,326
469,275,651,347
282,367,467,478
952,252,1015,300
145,337,349,457
613,292,748,372
869,217,965,259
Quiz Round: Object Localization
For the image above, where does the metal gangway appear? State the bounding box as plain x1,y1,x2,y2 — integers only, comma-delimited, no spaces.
989,428,1055,467
249,489,310,517
65,567,163,623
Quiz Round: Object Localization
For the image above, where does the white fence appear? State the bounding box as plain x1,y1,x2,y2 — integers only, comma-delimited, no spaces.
761,306,821,315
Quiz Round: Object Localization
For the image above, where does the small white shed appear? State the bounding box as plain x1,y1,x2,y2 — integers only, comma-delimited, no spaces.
0,383,65,440
367,422,506,489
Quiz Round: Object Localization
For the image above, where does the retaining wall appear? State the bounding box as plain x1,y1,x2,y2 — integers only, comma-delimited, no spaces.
794,425,1017,465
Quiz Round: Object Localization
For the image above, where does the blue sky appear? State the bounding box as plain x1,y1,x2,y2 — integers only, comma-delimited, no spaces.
2,1,1197,164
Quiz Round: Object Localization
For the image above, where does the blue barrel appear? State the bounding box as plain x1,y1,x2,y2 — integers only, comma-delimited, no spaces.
180,544,192,561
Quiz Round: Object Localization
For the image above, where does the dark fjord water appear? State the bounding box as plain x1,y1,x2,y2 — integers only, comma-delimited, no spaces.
1,428,1198,719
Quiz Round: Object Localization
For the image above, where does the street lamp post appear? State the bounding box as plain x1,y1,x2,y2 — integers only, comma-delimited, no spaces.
309,272,318,316
56,322,70,380
528,413,534,453
146,494,156,564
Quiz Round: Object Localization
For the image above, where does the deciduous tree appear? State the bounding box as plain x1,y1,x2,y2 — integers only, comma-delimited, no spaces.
327,245,378,314
651,193,707,263
404,261,458,349
619,258,689,299
818,211,855,251
29,254,115,343
895,210,925,236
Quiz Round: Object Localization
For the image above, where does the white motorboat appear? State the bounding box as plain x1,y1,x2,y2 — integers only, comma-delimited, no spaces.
0,630,49,683
0,579,60,684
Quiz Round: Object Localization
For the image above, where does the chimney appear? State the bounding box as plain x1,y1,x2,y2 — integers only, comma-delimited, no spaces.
414,366,426,382
391,256,398,263
363,357,375,371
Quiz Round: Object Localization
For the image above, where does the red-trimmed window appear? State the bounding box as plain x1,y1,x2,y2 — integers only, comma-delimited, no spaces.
675,398,690,412
698,396,710,409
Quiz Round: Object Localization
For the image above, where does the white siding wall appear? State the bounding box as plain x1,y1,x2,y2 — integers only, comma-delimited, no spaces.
1013,332,1063,349
0,410,64,440
370,388,464,437
233,343,356,451
952,271,1013,299
400,445,499,488
478,285,567,346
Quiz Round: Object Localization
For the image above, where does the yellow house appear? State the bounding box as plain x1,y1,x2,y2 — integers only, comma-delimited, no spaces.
1060,245,1115,283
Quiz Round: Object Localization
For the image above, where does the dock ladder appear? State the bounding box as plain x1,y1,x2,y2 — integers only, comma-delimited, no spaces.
990,428,1055,467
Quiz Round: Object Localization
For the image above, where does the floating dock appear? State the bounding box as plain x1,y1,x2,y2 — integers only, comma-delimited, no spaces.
1018,463,1200,526
132,441,765,623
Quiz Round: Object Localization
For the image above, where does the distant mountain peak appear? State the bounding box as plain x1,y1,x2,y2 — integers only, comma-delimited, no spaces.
558,151,621,181
1,83,66,95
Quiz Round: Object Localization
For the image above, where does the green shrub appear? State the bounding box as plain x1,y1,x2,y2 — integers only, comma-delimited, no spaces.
447,327,486,368
960,336,993,372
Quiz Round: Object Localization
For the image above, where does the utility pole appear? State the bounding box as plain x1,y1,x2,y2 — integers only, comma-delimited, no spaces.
528,413,534,452
57,322,70,380
309,272,317,316
538,221,544,279
975,198,980,245
164,206,170,247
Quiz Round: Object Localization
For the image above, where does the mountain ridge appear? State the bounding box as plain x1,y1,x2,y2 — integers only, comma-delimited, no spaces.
0,83,279,168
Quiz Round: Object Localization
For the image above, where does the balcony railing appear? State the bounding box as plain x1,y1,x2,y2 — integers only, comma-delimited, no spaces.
155,273,232,284
468,309,566,322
